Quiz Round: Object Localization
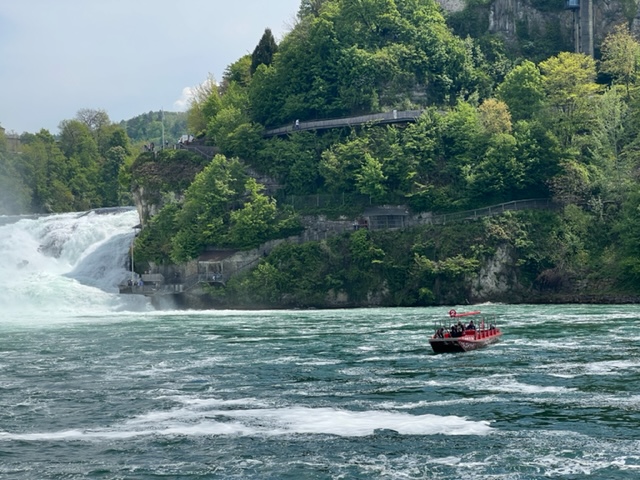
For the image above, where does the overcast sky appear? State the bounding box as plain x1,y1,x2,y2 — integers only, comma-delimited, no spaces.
0,0,301,134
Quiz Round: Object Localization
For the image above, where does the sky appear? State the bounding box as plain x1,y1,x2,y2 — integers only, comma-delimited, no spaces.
0,0,302,134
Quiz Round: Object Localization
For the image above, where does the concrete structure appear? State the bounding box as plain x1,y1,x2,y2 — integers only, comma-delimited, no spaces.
567,0,594,57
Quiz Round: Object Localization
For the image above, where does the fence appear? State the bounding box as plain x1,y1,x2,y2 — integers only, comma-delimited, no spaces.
428,199,558,225
264,110,424,137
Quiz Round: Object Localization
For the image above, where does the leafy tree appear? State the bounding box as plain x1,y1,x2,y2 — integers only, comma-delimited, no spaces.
539,52,599,113
76,108,111,133
100,146,128,206
612,190,640,287
58,119,101,209
439,102,485,203
298,0,329,18
600,24,640,98
207,106,246,151
319,134,369,193
478,98,512,135
186,75,221,137
221,55,253,93
539,52,601,149
249,0,477,127
226,178,279,247
19,130,73,212
496,60,545,121
133,203,180,267
355,152,387,201
511,119,563,198
257,130,328,194
170,155,247,261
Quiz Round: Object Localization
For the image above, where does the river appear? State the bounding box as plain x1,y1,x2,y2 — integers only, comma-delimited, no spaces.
1,210,639,479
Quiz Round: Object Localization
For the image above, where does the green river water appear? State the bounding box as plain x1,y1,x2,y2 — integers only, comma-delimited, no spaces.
2,304,640,479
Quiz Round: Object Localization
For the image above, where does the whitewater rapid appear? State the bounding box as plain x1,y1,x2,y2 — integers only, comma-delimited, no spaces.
0,208,151,319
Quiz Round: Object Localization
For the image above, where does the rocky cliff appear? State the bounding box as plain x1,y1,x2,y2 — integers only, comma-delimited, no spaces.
439,0,639,54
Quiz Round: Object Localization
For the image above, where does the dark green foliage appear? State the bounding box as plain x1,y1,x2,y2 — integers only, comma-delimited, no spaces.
132,154,302,263
446,3,490,40
222,216,517,307
612,191,640,287
251,28,278,75
134,203,180,268
516,17,572,63
249,0,476,128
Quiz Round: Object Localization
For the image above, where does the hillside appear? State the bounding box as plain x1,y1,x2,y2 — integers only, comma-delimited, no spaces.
122,0,640,308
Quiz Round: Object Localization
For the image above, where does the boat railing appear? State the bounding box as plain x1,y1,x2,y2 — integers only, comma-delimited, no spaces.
432,314,498,338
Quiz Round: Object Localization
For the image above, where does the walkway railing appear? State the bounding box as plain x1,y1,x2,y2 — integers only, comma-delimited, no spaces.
264,110,424,137
428,199,558,225
119,197,559,297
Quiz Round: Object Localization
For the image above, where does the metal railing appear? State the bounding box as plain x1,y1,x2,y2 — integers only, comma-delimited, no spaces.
119,198,558,297
264,110,424,137
429,199,558,225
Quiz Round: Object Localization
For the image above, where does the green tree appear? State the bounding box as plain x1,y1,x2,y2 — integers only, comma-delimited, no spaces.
100,146,128,206
226,178,278,247
539,52,601,148
170,155,247,261
355,152,387,201
221,55,252,93
600,24,640,98
496,60,545,121
58,119,101,209
478,98,512,135
539,52,599,113
251,28,279,75
20,130,74,212
186,75,221,137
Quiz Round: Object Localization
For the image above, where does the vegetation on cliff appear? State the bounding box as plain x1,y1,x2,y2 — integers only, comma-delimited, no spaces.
4,0,640,305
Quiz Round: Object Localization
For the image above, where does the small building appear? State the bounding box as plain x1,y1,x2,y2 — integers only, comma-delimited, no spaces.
197,249,237,283
363,205,410,230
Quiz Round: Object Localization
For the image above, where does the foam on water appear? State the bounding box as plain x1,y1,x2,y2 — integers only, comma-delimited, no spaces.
0,403,492,441
0,209,150,319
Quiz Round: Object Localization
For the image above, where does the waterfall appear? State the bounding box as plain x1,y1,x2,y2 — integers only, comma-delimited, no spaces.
0,208,151,320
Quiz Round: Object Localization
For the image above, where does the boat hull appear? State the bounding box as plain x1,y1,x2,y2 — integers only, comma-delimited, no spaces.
429,331,502,354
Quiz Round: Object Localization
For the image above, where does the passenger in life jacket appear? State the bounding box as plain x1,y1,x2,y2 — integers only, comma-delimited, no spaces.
466,320,476,331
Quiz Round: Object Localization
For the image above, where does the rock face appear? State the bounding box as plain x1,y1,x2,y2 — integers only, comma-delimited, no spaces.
468,244,520,302
437,0,637,52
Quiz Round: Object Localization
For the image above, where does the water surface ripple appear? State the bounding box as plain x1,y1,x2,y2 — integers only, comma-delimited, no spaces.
2,304,640,479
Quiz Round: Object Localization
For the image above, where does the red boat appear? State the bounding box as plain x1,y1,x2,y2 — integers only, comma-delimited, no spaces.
429,309,502,353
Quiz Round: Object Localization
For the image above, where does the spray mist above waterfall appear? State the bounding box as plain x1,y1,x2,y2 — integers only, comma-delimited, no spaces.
0,207,150,318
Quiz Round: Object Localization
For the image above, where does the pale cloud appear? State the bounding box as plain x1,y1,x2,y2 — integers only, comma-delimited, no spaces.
0,0,300,134
173,86,195,112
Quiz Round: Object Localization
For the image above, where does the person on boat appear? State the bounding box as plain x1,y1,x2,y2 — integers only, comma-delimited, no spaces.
466,320,476,331
434,327,445,338
450,324,461,338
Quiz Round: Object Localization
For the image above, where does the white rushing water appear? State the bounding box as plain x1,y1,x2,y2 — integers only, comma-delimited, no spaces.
0,208,151,320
